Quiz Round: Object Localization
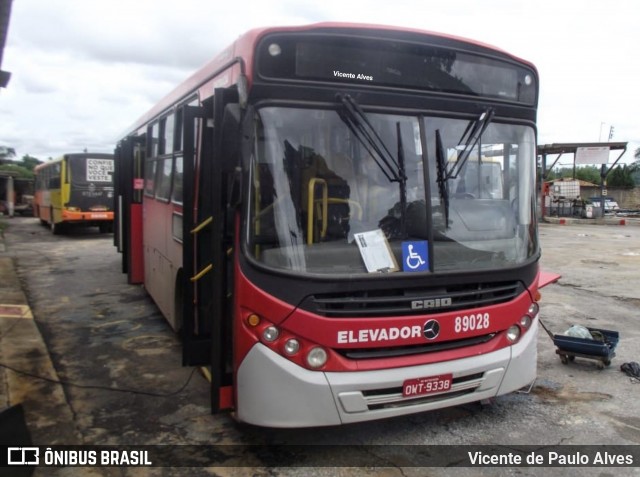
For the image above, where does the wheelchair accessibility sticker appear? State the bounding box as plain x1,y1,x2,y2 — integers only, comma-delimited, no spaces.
402,241,429,272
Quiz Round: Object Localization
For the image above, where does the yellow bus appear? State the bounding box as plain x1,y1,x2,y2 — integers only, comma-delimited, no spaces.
34,153,115,234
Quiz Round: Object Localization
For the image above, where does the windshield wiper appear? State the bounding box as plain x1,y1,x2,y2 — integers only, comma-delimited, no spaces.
336,94,405,184
445,108,494,180
435,129,450,229
336,94,408,236
395,122,407,236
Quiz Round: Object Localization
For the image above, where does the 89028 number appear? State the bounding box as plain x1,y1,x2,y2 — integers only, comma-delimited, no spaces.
454,313,490,333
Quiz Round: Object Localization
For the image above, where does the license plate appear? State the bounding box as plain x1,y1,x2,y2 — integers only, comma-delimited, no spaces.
402,373,453,398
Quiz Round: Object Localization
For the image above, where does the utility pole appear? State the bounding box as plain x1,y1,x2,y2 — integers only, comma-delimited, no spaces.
600,125,615,204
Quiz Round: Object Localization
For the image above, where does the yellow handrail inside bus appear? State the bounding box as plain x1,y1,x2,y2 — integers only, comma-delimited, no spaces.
307,178,328,244
199,367,212,383
326,198,363,220
191,263,213,282
191,216,213,234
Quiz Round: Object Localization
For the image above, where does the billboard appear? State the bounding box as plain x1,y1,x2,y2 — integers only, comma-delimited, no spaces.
575,146,610,165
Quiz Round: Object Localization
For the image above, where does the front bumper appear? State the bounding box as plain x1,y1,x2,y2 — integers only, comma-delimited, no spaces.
236,319,538,428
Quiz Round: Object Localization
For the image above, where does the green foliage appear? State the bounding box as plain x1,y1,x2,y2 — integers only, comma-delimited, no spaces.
632,148,640,184
0,146,16,160
545,166,601,184
19,155,43,172
544,163,637,187
607,164,636,188
0,163,35,179
574,166,602,184
0,155,42,179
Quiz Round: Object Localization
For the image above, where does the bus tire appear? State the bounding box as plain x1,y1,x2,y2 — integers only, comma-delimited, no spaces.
99,222,113,234
50,208,62,235
36,206,46,225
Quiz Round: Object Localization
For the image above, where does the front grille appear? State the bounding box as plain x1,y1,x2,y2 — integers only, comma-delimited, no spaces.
336,333,496,359
305,281,522,318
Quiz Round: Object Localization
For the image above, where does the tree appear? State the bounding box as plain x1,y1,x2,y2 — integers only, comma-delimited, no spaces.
574,166,601,184
0,155,42,179
630,147,640,185
18,155,42,172
0,154,42,179
0,146,17,162
0,163,34,178
607,165,635,188
546,166,600,184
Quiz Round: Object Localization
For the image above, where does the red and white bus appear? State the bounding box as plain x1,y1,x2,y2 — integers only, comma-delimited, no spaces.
115,23,556,427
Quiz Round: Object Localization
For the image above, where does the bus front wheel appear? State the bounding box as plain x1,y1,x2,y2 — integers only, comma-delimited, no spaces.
36,206,47,225
50,209,62,235
99,222,113,234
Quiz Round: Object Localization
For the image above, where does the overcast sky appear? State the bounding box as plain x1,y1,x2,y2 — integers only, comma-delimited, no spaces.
1,0,638,166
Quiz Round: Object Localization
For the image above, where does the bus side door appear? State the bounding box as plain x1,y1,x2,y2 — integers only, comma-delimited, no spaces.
181,87,239,412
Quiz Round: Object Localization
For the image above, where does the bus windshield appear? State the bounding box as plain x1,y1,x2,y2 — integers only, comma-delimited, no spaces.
246,106,537,275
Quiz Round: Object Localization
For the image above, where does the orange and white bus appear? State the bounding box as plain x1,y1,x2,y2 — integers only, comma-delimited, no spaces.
34,153,115,234
115,23,557,427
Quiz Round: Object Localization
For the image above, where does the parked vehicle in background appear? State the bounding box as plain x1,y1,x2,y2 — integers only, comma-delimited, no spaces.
34,153,115,234
14,194,33,216
588,196,620,213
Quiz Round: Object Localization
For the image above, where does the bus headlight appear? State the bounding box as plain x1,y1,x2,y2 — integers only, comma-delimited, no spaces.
520,315,532,329
283,339,300,356
262,325,279,342
506,325,521,343
528,303,539,316
306,347,327,369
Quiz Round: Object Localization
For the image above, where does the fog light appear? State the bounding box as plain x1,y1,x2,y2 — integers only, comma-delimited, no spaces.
306,347,327,369
520,315,532,328
262,325,279,342
506,325,521,343
528,303,539,316
283,339,300,356
247,314,260,327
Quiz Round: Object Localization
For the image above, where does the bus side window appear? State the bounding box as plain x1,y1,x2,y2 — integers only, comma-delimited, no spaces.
155,157,173,201
150,123,160,158
49,164,61,189
144,159,157,196
48,177,60,189
171,155,183,204
162,114,175,155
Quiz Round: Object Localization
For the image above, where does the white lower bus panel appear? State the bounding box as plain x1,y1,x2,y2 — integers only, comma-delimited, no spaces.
236,319,538,428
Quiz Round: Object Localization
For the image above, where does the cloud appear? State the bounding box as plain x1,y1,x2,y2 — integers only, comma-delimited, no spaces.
1,0,639,161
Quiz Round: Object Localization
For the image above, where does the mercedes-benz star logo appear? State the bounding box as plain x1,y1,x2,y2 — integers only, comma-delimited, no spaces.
423,319,440,340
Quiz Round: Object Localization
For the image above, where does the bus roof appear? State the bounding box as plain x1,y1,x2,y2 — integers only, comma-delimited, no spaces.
120,22,537,138
34,153,114,172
